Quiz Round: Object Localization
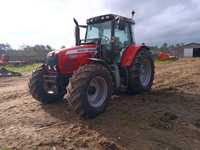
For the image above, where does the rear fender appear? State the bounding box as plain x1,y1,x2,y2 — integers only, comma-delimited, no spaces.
120,44,149,67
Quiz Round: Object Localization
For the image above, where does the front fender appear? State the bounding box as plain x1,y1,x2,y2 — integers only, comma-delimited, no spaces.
88,58,109,67
120,44,149,67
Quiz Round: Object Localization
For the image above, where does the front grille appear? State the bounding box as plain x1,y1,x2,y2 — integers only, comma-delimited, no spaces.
46,55,58,72
43,74,57,84
46,55,57,66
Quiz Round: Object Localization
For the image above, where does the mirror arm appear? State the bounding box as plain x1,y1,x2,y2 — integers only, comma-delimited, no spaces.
79,25,87,28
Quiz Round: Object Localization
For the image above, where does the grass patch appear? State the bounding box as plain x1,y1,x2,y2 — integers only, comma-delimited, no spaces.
4,63,42,73
155,59,176,65
0,148,12,150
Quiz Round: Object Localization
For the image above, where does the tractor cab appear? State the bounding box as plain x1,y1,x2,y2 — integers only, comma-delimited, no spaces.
74,13,135,63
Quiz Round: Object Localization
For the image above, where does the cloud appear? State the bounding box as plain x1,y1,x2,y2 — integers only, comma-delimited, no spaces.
0,0,199,48
0,0,109,48
101,0,200,45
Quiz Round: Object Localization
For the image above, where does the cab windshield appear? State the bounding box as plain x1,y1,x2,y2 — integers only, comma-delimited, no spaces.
85,21,112,45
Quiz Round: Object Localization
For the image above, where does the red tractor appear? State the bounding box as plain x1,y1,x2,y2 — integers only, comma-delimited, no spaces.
0,54,9,65
29,12,154,118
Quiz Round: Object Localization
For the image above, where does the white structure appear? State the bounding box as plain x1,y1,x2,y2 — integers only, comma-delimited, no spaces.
172,43,200,58
184,48,193,57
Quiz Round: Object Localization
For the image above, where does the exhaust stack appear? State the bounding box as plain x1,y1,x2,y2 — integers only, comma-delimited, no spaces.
73,18,80,46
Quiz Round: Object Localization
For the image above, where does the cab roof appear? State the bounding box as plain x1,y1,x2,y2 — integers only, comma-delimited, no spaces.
87,14,135,25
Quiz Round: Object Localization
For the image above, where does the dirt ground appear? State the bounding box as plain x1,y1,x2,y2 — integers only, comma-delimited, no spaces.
0,58,200,150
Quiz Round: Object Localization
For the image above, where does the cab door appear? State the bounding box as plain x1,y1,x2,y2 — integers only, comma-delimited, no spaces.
113,22,132,63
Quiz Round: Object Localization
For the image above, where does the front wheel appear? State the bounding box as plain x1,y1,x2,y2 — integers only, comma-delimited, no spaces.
65,64,112,118
128,48,155,94
28,65,65,104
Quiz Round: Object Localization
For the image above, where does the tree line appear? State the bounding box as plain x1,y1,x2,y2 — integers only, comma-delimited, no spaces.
0,43,184,63
149,43,184,53
0,43,53,63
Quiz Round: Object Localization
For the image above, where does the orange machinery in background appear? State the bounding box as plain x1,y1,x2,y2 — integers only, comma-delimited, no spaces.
159,52,177,61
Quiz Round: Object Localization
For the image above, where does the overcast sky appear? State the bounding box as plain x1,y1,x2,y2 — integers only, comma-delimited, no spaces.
0,0,200,49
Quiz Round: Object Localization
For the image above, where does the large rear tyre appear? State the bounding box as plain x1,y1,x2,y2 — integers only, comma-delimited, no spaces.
128,48,154,94
28,65,65,104
65,64,112,118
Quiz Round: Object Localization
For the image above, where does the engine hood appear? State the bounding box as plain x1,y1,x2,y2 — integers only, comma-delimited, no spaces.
48,44,97,56
47,44,97,75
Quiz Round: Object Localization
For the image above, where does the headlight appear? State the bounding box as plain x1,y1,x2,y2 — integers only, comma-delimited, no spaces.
47,52,55,57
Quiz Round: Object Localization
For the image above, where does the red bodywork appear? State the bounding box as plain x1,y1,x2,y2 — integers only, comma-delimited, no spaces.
50,44,144,75
52,44,97,75
120,44,146,67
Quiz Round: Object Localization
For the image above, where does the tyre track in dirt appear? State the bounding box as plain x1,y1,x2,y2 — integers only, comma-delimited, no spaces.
0,58,200,150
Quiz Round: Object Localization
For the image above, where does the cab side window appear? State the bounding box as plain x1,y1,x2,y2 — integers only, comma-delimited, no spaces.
114,22,132,50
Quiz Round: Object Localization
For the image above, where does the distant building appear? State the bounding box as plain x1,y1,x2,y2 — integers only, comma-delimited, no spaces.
171,43,200,58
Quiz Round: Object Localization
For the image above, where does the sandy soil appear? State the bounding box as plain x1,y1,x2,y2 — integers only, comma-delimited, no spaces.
0,58,200,150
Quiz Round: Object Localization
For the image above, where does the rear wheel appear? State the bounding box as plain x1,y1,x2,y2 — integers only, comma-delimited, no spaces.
28,65,65,104
128,48,154,94
65,64,112,118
